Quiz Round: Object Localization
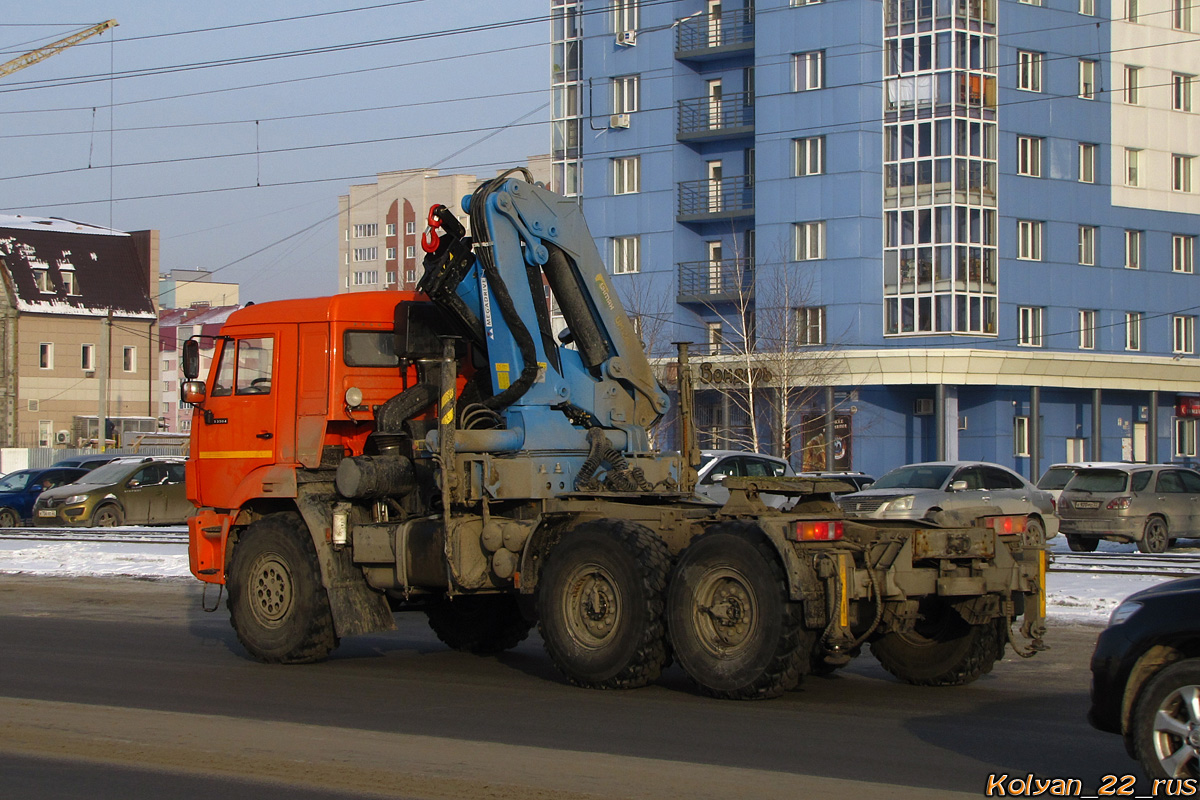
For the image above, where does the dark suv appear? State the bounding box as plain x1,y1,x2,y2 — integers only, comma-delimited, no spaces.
1090,578,1200,779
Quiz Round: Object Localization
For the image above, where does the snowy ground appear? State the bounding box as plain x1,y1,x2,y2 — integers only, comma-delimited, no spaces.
0,531,1191,627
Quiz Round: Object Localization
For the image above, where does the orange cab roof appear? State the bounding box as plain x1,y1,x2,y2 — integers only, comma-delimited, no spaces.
222,291,424,329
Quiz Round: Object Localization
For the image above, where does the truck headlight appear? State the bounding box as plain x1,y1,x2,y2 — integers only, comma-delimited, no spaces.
65,495,88,505
886,495,915,512
1109,600,1142,627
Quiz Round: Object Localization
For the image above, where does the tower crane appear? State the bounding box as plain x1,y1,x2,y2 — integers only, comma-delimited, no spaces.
0,19,118,80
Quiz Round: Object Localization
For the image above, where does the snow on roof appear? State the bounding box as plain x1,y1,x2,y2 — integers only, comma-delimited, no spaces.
0,214,128,237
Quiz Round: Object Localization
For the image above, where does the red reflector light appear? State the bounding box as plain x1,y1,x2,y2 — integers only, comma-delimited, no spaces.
794,520,844,541
984,515,1028,534
1107,496,1132,510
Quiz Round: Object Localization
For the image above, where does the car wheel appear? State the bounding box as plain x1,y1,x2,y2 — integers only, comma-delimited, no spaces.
90,504,124,527
1025,516,1045,541
1138,517,1169,554
1132,659,1200,779
0,507,21,528
1067,535,1099,553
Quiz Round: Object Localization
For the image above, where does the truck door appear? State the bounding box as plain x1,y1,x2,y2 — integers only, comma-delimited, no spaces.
192,333,280,509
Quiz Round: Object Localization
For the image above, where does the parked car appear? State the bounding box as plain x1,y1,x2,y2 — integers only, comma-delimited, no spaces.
695,450,794,508
836,460,1059,539
1058,464,1200,553
1037,462,1130,503
33,458,191,527
50,453,134,472
0,467,90,526
1090,577,1200,779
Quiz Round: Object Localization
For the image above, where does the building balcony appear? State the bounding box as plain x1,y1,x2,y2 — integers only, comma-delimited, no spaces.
677,92,754,142
677,176,754,223
677,258,754,305
675,8,754,61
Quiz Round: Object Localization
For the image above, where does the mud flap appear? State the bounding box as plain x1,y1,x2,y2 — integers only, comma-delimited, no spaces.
297,485,395,638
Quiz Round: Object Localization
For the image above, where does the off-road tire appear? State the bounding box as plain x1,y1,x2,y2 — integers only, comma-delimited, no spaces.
425,594,534,655
667,528,811,700
0,507,21,527
91,504,124,527
537,519,670,689
870,600,1005,687
1131,659,1200,779
226,512,337,664
1138,517,1170,554
1067,535,1099,552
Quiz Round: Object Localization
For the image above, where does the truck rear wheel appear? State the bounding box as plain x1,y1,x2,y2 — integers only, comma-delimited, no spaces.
425,594,533,655
667,529,810,700
537,519,670,689
870,599,1004,686
227,512,338,664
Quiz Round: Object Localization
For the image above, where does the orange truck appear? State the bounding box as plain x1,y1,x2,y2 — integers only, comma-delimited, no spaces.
181,173,1046,699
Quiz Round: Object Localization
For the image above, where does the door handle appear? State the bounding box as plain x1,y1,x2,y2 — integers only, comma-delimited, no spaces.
256,432,273,440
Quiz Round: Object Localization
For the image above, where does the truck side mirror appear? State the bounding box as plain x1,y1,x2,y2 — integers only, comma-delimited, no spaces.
182,339,201,380
181,380,207,405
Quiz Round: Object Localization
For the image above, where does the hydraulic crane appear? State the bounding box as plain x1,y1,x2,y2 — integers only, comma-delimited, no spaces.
0,20,118,80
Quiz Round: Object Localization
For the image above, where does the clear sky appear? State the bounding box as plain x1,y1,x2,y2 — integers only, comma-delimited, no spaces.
0,1,550,304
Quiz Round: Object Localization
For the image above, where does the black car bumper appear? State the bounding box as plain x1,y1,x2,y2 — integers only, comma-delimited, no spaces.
1088,624,1136,735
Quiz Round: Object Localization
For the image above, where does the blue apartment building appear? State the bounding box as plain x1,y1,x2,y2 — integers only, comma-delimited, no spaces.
550,0,1200,480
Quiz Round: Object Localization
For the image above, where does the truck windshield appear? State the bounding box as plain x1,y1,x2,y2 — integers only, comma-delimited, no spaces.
343,330,399,367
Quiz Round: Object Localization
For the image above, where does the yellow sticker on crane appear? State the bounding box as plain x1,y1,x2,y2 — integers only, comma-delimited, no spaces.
496,363,510,390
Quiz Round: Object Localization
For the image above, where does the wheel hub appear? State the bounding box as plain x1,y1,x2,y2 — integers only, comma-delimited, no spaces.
562,564,620,649
694,568,756,655
250,554,293,627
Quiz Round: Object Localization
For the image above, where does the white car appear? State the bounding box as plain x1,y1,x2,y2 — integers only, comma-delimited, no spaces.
1036,462,1130,503
695,450,793,509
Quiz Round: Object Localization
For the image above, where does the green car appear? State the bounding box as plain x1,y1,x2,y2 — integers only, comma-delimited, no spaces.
33,458,192,527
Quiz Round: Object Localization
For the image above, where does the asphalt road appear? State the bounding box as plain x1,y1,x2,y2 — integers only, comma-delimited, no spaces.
0,575,1139,799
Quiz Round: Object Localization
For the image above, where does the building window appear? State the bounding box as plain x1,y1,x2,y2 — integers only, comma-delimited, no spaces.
1174,73,1194,111
793,50,825,91
1177,418,1198,457
1175,316,1196,354
793,136,825,176
123,346,136,373
61,271,76,295
1174,154,1194,192
1124,66,1141,105
406,269,417,283
352,223,378,238
613,155,640,194
1017,136,1042,177
1127,0,1140,21
405,245,416,259
791,0,823,5
1017,220,1043,261
706,321,723,355
1079,142,1096,183
386,247,396,260
385,272,396,286
1018,0,1041,5
353,247,378,262
1125,148,1142,187
38,420,52,449
612,236,640,274
1126,230,1144,269
39,342,52,369
1078,225,1097,265
1175,0,1193,30
794,306,826,345
612,0,638,32
1079,0,1094,14
81,343,95,371
405,221,416,235
1126,311,1143,351
1067,437,1087,460
1014,416,1030,457
34,270,51,293
352,270,379,286
1079,60,1096,99
1017,51,1043,92
385,223,396,236
1018,307,1044,347
1174,235,1196,273
612,75,639,113
794,221,826,261
1079,309,1097,350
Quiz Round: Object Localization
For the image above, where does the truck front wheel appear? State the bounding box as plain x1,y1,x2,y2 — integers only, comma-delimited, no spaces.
425,594,534,655
537,520,670,689
227,512,338,664
667,529,810,700
870,599,1005,686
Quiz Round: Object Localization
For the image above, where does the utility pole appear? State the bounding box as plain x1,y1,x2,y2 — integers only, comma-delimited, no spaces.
98,310,111,451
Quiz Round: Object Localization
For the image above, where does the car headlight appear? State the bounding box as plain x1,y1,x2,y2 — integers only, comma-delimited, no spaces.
64,495,88,505
886,495,915,512
1109,600,1142,627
